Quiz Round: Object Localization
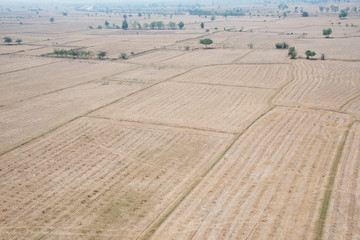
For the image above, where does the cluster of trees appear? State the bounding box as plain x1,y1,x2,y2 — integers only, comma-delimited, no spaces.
52,49,93,58
52,49,109,59
3,37,22,44
189,9,245,17
92,20,184,30
275,42,289,49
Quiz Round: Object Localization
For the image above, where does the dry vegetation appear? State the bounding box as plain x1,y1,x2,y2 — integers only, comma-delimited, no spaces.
0,0,359,239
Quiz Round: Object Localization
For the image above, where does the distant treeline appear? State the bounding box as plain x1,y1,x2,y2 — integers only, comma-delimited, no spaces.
189,9,245,16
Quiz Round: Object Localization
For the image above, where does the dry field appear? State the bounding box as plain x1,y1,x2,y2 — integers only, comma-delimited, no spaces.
0,2,360,240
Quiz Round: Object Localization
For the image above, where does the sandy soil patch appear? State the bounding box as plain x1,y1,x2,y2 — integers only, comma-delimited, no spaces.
149,107,351,240
0,55,59,74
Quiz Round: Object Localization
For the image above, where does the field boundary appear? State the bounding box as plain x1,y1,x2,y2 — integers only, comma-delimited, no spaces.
137,107,274,240
314,121,354,240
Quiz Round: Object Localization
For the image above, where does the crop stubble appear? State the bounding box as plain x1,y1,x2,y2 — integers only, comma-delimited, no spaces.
0,117,232,239
149,107,351,240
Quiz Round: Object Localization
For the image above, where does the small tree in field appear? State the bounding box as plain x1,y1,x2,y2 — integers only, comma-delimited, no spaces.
3,37,12,44
201,22,204,29
288,46,297,59
120,52,127,59
305,50,316,59
178,21,184,30
50,17,55,23
97,51,107,59
323,28,332,38
339,9,348,19
122,20,128,30
200,38,213,48
15,39,22,44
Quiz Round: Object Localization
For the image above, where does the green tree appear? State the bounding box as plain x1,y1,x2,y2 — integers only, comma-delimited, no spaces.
201,22,204,29
97,51,107,59
339,9,348,19
323,28,332,38
105,21,110,27
319,6,324,12
305,50,316,59
178,21,184,30
156,21,164,29
168,22,176,30
50,17,55,23
288,46,297,59
302,12,309,17
3,37,12,44
199,38,213,48
122,20,128,30
211,16,215,21
15,39,22,44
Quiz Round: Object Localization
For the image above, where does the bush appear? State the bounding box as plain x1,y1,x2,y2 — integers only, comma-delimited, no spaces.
248,43,254,49
288,46,297,59
120,52,127,59
185,46,190,51
323,28,332,38
15,39,22,45
275,42,289,49
98,51,107,59
305,50,316,59
199,38,213,48
302,12,309,17
320,53,325,60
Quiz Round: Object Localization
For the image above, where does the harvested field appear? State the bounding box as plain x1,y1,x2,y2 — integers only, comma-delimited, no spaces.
171,64,292,88
323,122,360,240
0,55,59,74
0,117,232,239
149,107,351,240
343,96,360,118
0,60,135,104
126,49,184,65
90,81,274,133
0,81,147,153
157,49,251,68
236,49,290,64
104,66,187,84
273,60,360,110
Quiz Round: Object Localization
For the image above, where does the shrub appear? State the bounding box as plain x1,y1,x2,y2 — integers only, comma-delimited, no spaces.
185,46,190,51
320,53,325,60
120,52,127,59
288,46,297,59
302,12,309,17
98,51,107,59
199,38,213,48
248,43,254,49
305,50,316,59
15,39,22,44
323,28,332,38
275,42,289,49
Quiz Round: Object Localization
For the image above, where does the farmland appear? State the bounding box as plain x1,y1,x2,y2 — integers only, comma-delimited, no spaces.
0,0,359,239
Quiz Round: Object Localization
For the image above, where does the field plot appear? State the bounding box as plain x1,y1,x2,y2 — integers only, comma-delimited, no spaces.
0,81,147,153
0,44,40,55
292,37,360,61
157,49,251,68
149,107,351,240
0,60,136,105
0,55,59,74
90,82,274,133
236,49,290,64
171,64,291,89
105,66,187,84
323,122,360,240
127,49,184,65
273,60,360,110
0,117,232,239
